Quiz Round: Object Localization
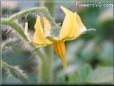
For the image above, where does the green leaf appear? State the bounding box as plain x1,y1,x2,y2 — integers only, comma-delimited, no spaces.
87,67,113,84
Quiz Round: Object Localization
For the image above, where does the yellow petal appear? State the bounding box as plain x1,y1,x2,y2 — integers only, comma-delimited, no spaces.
32,16,52,47
53,41,67,69
65,13,87,41
59,6,75,40
60,6,86,41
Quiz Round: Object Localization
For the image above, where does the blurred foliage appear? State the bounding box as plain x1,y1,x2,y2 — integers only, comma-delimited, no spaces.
1,0,113,85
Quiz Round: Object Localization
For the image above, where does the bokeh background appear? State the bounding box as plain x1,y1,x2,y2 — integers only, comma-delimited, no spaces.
1,0,113,84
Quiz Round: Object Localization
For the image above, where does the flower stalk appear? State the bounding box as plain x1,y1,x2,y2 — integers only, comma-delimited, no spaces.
38,46,53,83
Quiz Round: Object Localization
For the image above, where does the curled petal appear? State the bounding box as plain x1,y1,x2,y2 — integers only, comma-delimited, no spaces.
32,16,52,47
59,6,75,40
60,6,87,41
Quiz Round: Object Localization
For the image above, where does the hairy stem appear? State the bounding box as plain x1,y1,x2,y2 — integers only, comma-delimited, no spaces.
38,46,53,83
1,19,28,41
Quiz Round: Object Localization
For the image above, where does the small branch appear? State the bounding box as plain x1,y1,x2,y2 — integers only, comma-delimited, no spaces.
9,7,45,20
1,60,28,83
1,60,11,69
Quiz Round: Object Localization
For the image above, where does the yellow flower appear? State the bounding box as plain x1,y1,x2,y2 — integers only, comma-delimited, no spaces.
32,6,87,69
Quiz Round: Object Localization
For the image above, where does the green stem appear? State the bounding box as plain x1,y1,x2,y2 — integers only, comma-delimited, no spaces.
39,46,53,83
9,7,45,20
1,60,11,69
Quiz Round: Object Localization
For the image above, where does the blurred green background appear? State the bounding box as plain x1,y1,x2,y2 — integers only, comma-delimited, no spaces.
1,0,113,84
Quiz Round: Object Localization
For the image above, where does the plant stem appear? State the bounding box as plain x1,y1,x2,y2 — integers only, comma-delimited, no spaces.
9,7,45,20
39,46,53,83
1,60,11,69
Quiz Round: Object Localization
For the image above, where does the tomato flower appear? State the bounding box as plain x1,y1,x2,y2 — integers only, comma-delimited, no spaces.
32,6,87,69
